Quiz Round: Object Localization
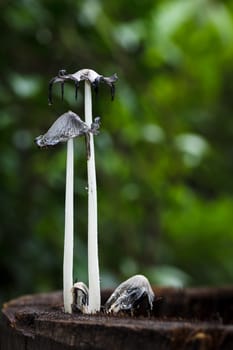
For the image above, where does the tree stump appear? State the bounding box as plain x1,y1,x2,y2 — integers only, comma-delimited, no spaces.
1,286,233,349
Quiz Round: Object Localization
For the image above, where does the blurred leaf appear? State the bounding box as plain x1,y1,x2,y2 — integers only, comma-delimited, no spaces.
146,265,191,287
9,74,42,98
175,133,209,167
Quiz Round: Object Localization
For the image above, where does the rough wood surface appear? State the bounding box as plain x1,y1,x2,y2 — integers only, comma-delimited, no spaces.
1,287,233,350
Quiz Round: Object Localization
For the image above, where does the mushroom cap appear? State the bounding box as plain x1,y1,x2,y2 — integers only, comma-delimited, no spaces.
72,282,89,314
71,69,118,86
105,274,155,314
48,69,118,104
35,111,89,147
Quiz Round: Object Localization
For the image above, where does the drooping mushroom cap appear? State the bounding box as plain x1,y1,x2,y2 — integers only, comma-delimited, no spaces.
71,69,117,87
35,110,98,148
48,68,118,104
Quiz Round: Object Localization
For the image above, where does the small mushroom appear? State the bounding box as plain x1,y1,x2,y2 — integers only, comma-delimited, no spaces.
48,68,118,104
35,110,100,159
104,275,155,315
72,282,89,314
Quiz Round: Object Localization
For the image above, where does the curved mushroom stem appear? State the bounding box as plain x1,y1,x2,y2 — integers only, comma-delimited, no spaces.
63,138,74,313
84,80,101,313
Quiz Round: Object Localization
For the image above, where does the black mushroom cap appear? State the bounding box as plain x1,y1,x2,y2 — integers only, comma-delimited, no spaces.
48,69,118,105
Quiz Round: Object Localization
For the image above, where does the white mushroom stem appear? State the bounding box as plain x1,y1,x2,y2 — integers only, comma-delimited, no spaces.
84,80,101,313
63,138,74,313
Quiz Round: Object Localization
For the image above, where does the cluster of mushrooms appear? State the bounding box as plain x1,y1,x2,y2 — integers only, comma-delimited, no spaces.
35,69,155,315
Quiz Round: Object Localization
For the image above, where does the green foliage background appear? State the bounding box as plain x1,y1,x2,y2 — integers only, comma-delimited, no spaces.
1,0,233,304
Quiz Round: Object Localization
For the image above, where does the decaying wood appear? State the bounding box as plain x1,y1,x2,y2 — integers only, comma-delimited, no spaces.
1,287,233,350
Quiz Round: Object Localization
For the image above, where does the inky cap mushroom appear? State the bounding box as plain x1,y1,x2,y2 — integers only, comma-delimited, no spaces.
35,110,100,158
72,282,89,314
48,69,118,104
104,275,155,315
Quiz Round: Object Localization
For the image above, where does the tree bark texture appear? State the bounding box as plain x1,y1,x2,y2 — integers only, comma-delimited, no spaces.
1,287,233,350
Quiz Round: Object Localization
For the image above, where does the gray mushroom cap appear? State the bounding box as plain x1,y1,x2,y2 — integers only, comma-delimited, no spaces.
35,111,100,148
105,274,155,314
71,68,118,86
72,282,89,314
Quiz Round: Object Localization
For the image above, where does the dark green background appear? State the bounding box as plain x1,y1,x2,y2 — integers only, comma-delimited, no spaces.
1,0,233,305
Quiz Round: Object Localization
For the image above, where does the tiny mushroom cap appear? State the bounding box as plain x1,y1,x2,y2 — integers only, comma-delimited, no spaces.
35,111,89,147
35,111,100,157
48,68,118,104
72,282,89,314
105,274,155,314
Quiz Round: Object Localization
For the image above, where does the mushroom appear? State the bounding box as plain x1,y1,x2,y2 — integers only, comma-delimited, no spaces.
49,69,118,313
48,68,117,105
104,275,155,315
35,110,100,313
72,281,89,314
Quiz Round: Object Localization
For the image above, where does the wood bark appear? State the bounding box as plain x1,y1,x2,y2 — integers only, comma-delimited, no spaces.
1,287,233,350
